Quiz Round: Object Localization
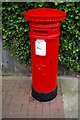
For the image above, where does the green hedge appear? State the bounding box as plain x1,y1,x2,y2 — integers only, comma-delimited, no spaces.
2,2,80,72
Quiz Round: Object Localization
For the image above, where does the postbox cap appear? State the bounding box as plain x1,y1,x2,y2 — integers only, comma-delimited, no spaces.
24,8,66,22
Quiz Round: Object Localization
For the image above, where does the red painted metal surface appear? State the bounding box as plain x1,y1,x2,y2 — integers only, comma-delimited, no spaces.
24,8,66,93
24,8,66,22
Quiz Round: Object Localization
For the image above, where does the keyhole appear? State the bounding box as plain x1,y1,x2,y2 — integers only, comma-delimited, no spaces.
50,61,52,64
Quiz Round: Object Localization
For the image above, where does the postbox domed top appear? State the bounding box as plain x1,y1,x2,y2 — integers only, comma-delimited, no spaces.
24,8,66,22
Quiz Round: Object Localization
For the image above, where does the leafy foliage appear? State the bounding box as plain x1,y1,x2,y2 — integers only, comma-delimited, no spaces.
2,2,80,71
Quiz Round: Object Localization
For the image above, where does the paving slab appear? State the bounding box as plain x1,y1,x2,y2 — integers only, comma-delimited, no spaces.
0,76,2,119
59,76,78,118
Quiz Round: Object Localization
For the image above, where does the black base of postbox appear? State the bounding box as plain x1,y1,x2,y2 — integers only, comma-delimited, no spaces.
32,87,57,102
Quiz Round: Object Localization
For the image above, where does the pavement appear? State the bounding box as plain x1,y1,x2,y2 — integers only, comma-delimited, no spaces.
59,76,78,118
0,76,2,119
2,75,78,118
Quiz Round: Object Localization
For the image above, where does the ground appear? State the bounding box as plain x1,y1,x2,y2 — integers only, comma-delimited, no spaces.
2,75,78,118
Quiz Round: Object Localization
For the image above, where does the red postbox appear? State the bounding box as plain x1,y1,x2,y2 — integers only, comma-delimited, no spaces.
24,8,66,102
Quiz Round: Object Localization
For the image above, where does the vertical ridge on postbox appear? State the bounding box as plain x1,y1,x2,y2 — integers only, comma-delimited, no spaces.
24,8,66,102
